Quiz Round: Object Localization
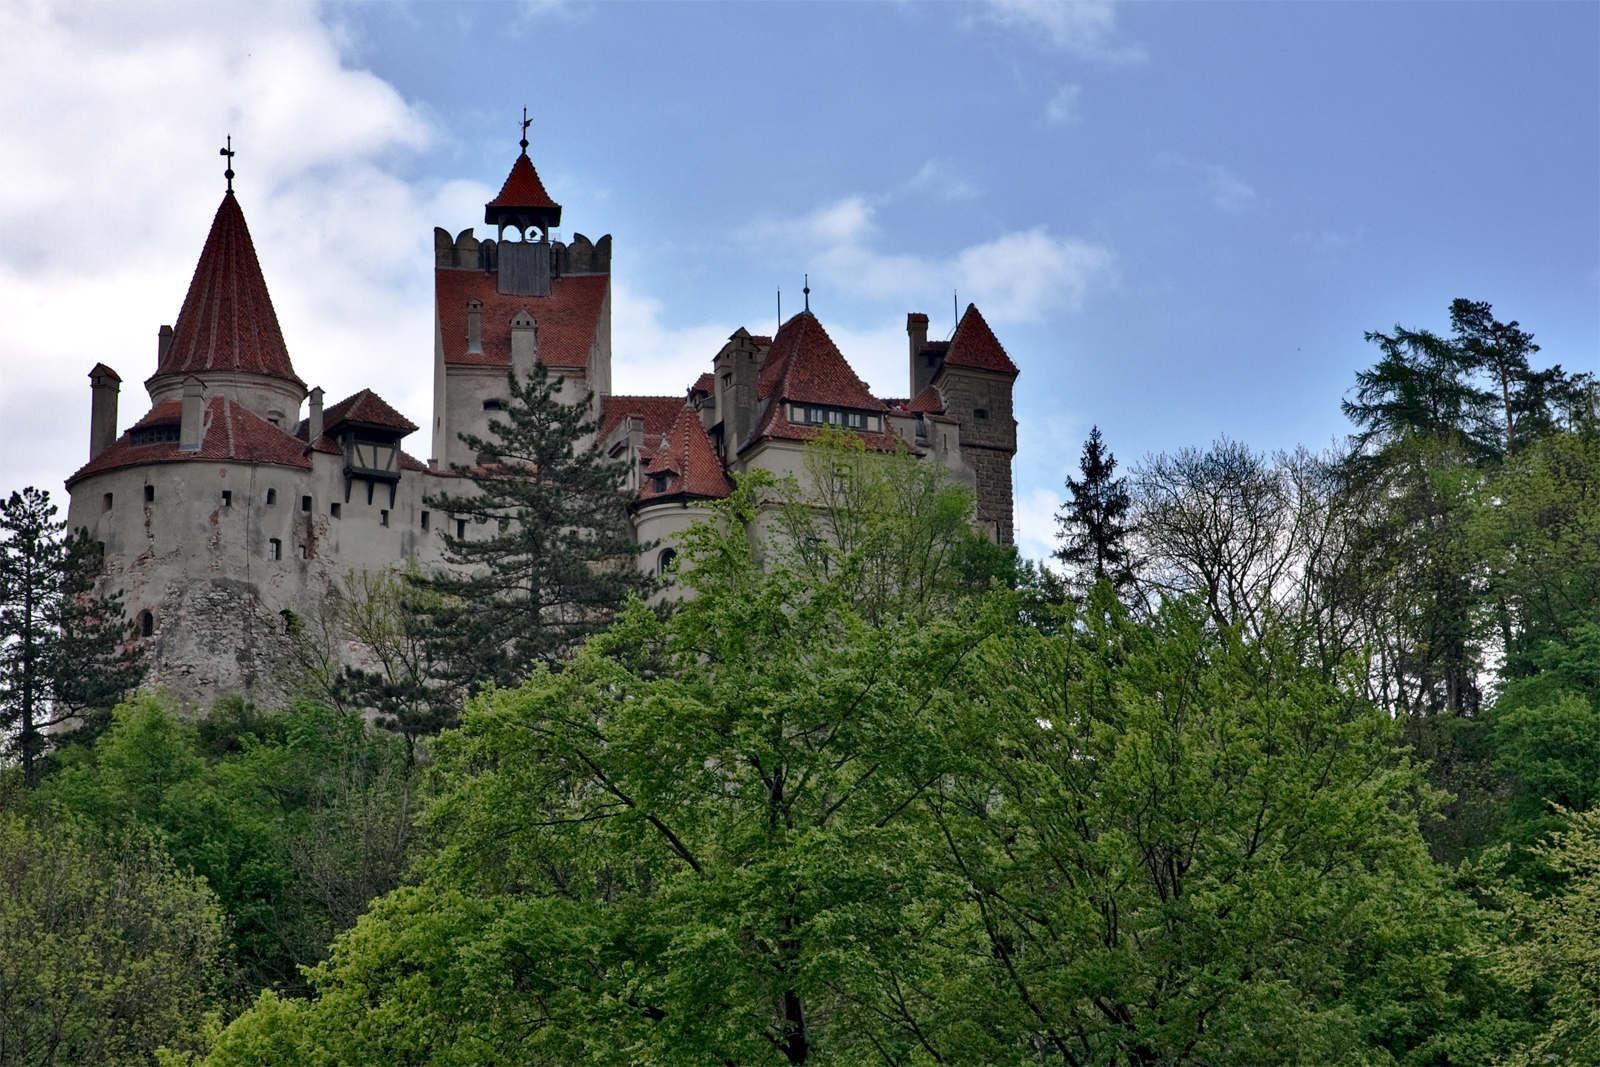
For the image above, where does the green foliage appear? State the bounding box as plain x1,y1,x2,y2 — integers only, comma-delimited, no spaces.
0,809,222,1065
420,362,653,691
42,696,420,999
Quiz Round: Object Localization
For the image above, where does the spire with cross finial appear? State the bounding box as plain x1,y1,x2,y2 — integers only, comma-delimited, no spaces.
219,136,235,194
520,107,531,154
803,274,811,313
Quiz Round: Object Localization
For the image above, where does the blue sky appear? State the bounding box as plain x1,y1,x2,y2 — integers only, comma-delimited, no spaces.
1,1,1594,561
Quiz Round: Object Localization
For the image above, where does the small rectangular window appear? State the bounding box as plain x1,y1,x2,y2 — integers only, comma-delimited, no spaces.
301,495,312,512
301,544,310,559
144,485,155,503
330,503,341,519
420,511,430,531
103,493,113,511
380,509,389,527
456,518,467,539
221,490,232,507
974,408,988,420
266,488,277,505
268,538,282,560
483,399,504,411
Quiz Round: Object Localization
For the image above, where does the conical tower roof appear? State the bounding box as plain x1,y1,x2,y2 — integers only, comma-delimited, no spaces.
484,151,562,232
156,193,302,385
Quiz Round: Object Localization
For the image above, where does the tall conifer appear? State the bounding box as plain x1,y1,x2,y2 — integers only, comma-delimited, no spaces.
1054,426,1137,595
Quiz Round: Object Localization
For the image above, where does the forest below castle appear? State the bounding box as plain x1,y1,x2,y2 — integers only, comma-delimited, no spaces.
1,299,1597,1066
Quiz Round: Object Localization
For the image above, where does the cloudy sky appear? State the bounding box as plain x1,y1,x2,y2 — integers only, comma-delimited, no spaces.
2,1,1594,562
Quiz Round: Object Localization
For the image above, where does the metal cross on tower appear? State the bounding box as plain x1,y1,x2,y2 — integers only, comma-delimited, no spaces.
219,136,235,194
520,108,531,153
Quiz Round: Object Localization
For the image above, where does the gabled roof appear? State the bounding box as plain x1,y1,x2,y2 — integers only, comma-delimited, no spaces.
907,385,944,413
756,313,883,410
598,395,688,442
691,373,715,396
637,407,732,503
321,389,418,435
436,271,607,370
485,152,562,214
943,304,1018,376
154,193,302,387
67,397,311,484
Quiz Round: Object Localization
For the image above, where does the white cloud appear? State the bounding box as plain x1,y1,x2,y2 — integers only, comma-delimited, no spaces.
985,1,1144,63
910,160,978,200
1157,153,1257,213
0,2,451,495
1046,84,1082,125
1014,485,1066,564
609,282,738,397
744,197,1112,325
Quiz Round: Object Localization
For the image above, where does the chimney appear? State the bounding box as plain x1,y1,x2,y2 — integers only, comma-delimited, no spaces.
88,364,121,459
728,330,759,451
157,324,174,367
510,308,538,378
466,300,483,355
179,376,205,451
308,386,324,440
907,313,931,396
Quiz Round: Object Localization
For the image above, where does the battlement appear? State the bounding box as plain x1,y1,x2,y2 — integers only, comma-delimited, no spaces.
434,228,611,275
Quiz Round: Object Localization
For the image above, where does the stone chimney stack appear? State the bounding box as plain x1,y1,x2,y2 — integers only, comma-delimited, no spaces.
510,308,538,378
727,329,760,451
179,376,206,451
158,324,173,366
308,386,324,440
466,300,483,355
88,363,121,459
907,313,931,396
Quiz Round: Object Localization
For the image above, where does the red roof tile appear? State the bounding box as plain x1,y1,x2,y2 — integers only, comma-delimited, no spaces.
436,270,607,370
154,194,302,387
944,304,1018,376
756,313,883,409
485,152,561,213
907,385,944,413
67,397,311,485
598,395,688,441
321,389,418,435
691,373,715,396
907,312,930,324
637,407,732,503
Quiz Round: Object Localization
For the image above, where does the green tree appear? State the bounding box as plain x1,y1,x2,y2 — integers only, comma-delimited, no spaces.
1054,425,1137,597
0,488,63,784
420,363,652,693
0,810,222,1065
51,528,146,745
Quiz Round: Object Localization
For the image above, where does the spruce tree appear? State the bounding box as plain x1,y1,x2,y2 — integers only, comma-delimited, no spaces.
419,362,652,693
1054,426,1137,595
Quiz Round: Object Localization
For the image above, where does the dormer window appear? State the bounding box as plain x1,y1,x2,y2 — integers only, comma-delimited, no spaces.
651,473,669,493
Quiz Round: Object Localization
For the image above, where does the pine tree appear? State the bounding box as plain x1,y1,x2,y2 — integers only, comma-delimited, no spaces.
1054,426,1137,595
0,490,143,780
419,362,652,693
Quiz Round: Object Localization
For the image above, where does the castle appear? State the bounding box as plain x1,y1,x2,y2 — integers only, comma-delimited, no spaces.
64,142,1019,709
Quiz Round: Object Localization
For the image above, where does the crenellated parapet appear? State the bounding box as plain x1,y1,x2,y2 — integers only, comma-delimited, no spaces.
434,227,611,276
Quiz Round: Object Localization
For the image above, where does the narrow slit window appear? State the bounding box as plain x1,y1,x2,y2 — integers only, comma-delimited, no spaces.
301,544,310,559
103,492,113,511
143,485,155,503
268,538,282,560
420,511,430,531
456,518,467,539
266,488,277,505
221,490,232,507
301,495,312,512
140,610,154,637
380,509,390,527
330,503,342,519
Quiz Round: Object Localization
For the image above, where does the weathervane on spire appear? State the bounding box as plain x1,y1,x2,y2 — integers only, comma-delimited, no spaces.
219,135,236,194
519,107,531,154
803,274,811,313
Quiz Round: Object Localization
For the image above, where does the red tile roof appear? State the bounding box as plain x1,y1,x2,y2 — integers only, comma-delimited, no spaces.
598,395,688,441
485,153,561,213
637,407,732,503
944,304,1018,376
691,373,715,396
154,194,303,387
756,313,884,410
89,362,121,382
907,312,930,324
321,389,418,435
436,271,607,370
907,385,944,413
67,397,311,485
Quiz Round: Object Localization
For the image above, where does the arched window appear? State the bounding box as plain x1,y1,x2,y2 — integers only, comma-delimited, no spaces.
658,548,677,576
139,611,154,637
